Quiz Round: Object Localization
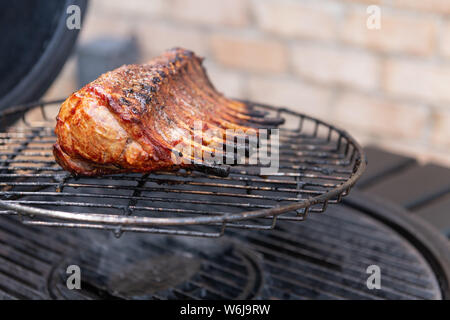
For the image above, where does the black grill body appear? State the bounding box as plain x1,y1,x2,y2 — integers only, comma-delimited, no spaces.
0,0,87,111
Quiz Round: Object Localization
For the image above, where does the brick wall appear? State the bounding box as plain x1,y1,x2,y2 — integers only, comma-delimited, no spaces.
46,0,450,166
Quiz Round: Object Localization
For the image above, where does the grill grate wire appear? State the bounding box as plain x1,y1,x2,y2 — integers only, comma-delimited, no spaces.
0,100,366,237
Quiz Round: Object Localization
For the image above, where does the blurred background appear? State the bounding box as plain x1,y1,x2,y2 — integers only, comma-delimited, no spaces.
44,0,450,167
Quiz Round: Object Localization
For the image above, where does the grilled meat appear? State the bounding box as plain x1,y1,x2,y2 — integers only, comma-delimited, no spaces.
53,48,283,176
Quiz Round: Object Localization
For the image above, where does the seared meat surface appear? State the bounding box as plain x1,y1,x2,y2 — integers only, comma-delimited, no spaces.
53,48,282,176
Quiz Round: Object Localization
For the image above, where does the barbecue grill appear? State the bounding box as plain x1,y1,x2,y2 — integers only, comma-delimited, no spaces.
0,99,365,238
0,0,365,237
2,0,449,300
1,101,449,300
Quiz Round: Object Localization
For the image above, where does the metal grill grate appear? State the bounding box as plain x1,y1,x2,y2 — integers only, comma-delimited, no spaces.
0,201,443,300
0,100,366,237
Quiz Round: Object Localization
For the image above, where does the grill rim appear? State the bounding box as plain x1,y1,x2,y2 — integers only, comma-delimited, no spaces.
0,100,366,229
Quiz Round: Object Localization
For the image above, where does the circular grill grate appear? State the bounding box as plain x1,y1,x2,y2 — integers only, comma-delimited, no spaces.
0,100,366,237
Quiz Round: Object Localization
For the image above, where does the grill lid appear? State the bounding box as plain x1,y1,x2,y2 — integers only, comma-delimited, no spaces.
0,0,87,110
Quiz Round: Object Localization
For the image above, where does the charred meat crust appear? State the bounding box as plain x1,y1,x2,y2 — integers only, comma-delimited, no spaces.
53,47,283,176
